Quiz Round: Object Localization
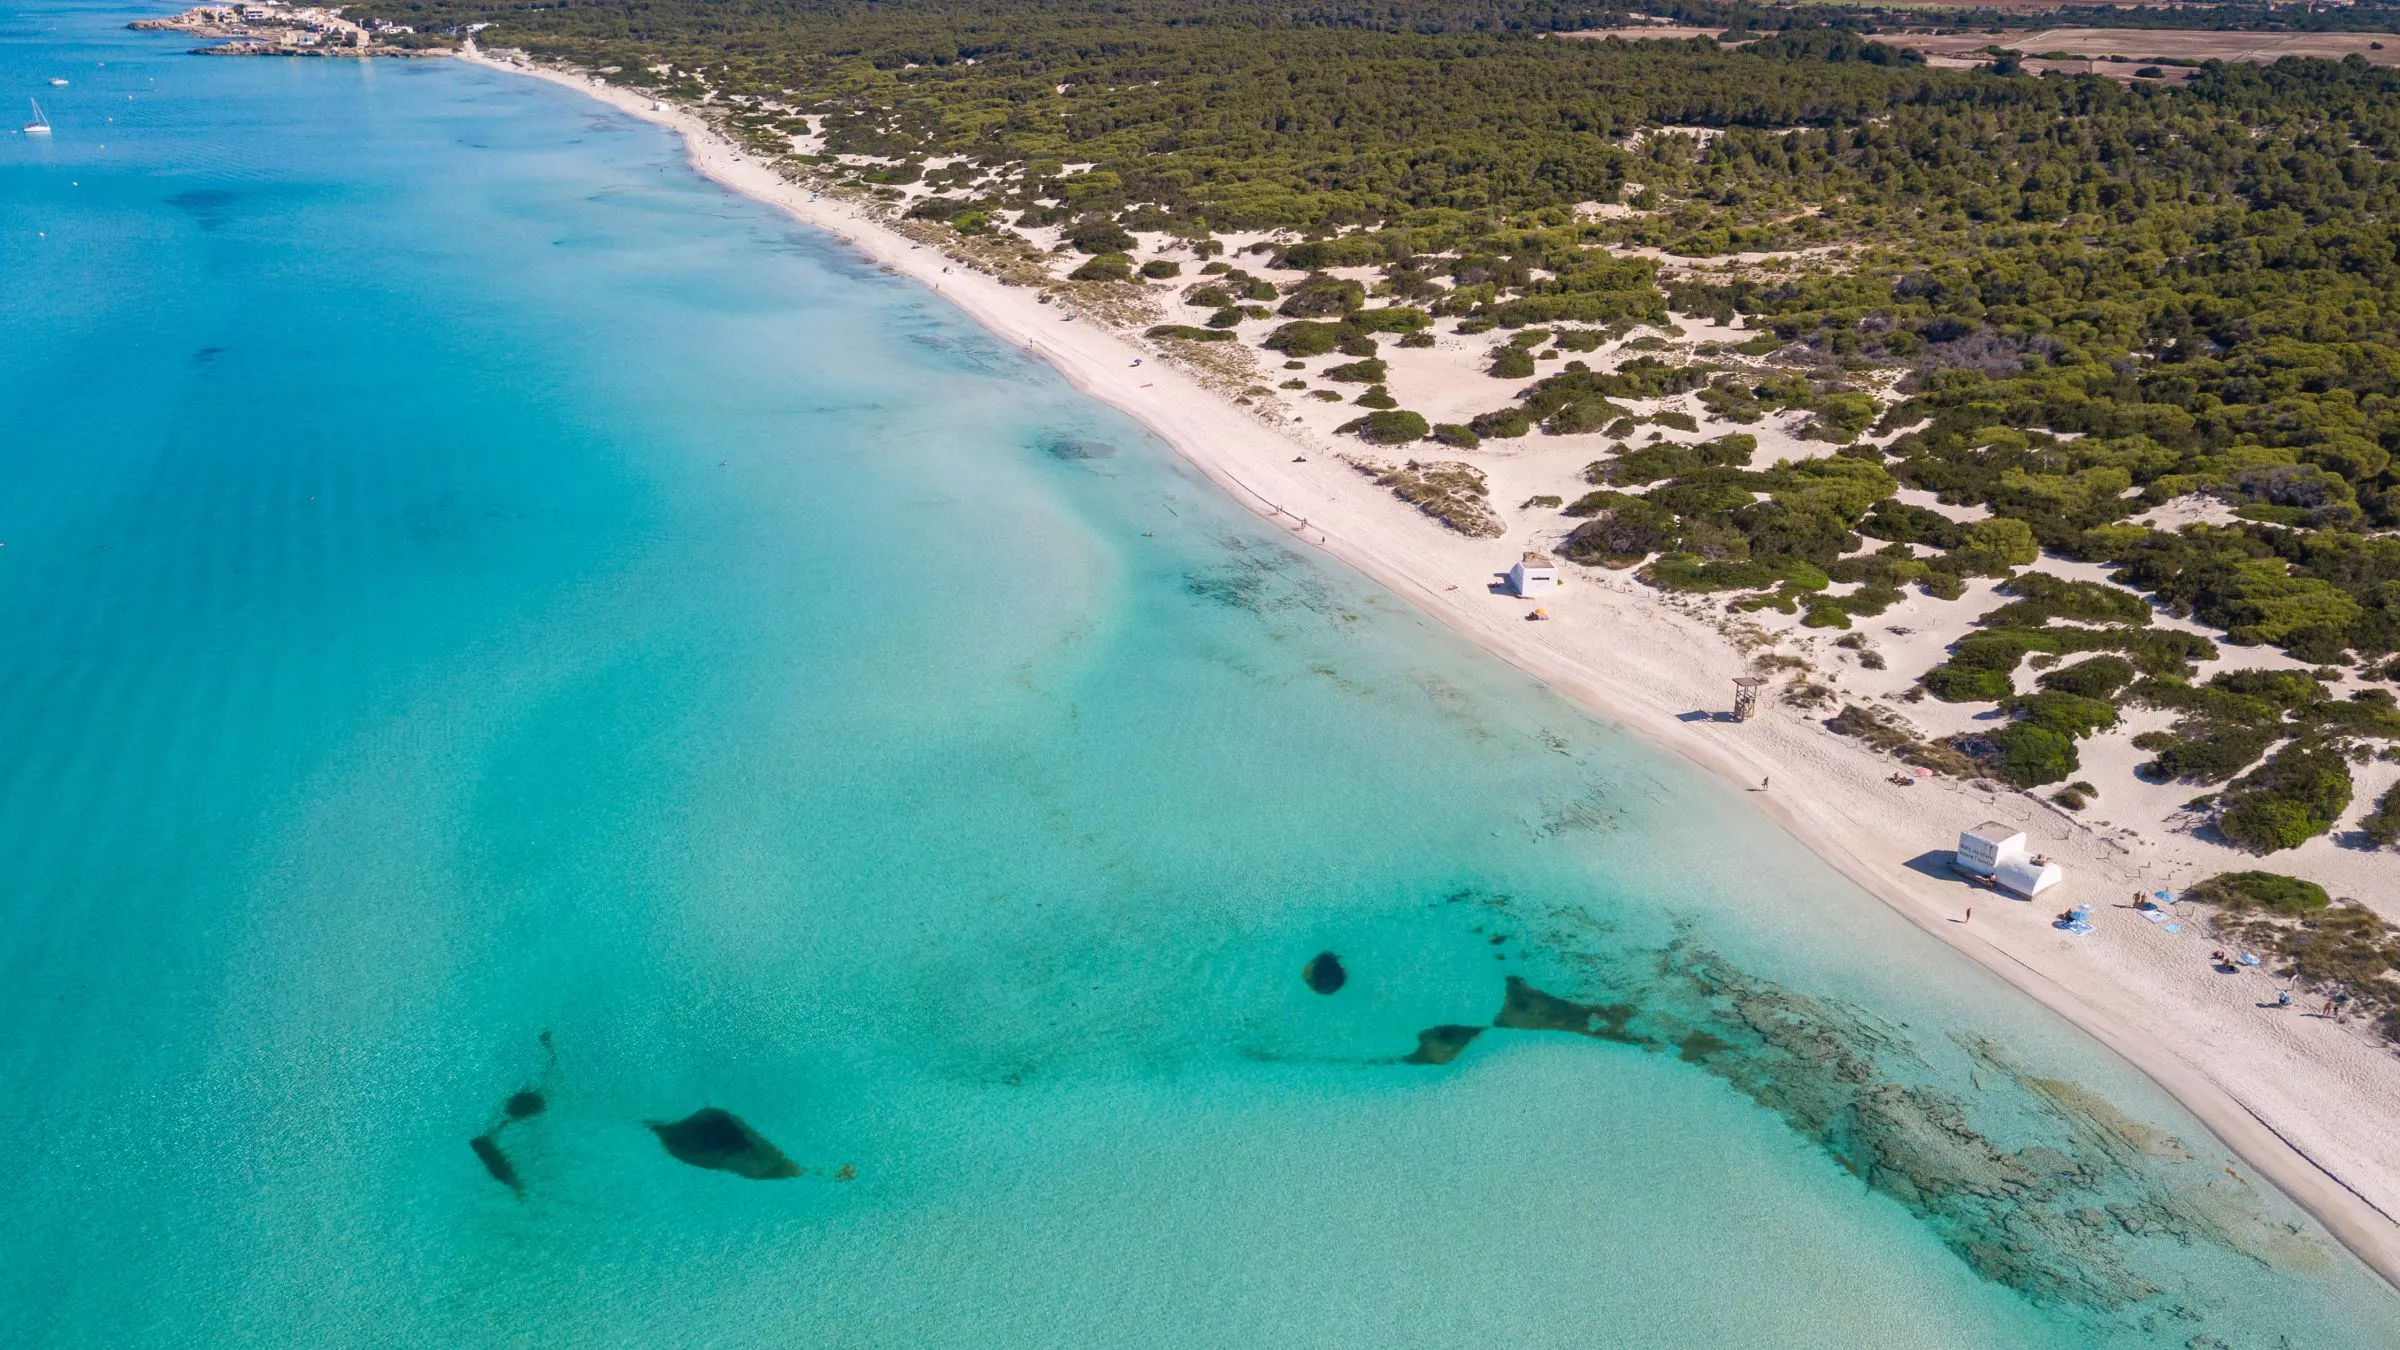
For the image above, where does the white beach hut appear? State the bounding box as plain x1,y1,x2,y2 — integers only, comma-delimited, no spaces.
1992,851,2064,900
1952,820,2064,898
1508,551,1560,598
1953,821,2023,876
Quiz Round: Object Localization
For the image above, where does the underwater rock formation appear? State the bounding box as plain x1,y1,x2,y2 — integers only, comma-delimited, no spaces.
1039,434,1116,460
1493,976,1641,1044
468,1032,558,1194
469,1134,521,1195
1302,951,1347,995
1423,895,2330,1331
1402,1024,1483,1065
648,1108,802,1180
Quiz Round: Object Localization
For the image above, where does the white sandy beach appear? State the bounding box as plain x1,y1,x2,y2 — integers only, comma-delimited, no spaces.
460,46,2400,1287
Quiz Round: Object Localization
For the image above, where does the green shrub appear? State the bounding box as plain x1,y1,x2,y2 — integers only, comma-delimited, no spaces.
2360,783,2400,848
2036,656,2136,700
2210,668,2324,708
1563,489,1634,519
1981,574,2153,628
1349,306,1431,333
1964,722,2080,787
1323,359,1388,384
1273,237,1388,270
1802,390,1878,444
1563,502,1679,566
1431,423,1480,449
2140,726,2281,784
1650,410,1699,432
1469,408,1532,439
2217,742,2353,853
1489,346,1535,379
1145,324,1235,343
1263,322,1347,356
1923,666,2016,702
1139,258,1181,279
2103,627,2217,677
1544,400,1621,436
2187,870,2331,914
1643,476,1756,517
1599,436,1754,487
1338,410,1430,444
1069,220,1136,254
1069,252,1134,282
1812,581,1905,623
1353,385,1399,409
2012,691,2120,738
1645,555,1784,592
1955,517,2040,573
1954,630,2062,671
1397,331,1436,348
1278,272,1365,318
1858,501,1966,549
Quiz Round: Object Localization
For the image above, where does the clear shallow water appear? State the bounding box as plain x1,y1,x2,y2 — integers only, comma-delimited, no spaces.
3,8,2397,1347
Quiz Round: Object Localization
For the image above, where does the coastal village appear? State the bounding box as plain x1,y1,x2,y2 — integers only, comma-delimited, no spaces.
115,13,2400,1274
131,3,424,56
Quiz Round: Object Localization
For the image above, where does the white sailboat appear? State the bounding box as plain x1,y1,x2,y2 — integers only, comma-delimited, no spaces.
25,98,52,135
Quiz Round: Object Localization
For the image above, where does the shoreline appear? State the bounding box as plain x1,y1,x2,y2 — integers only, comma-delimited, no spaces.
453,47,2400,1290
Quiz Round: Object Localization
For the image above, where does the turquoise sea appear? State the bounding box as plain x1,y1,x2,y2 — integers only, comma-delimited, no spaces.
4,5,2397,1345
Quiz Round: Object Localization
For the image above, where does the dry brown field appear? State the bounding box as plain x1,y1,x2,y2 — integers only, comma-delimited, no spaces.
1895,26,2400,65
1553,27,1734,42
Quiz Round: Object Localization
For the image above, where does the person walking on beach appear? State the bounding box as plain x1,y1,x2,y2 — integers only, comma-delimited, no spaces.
1963,907,1972,924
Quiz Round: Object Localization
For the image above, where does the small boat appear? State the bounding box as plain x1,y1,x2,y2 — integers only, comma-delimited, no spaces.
25,98,52,135
50,78,69,87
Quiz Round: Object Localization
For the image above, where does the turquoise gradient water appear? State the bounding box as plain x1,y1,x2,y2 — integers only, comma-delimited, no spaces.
4,6,2398,1345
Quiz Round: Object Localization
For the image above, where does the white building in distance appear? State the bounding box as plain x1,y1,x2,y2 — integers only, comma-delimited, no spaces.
1507,551,1560,597
1953,820,2064,899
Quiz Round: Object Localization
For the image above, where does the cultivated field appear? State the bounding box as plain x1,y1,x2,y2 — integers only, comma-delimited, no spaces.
1896,27,2400,68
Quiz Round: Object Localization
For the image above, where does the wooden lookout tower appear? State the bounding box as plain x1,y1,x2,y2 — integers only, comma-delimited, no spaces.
1731,676,1766,722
